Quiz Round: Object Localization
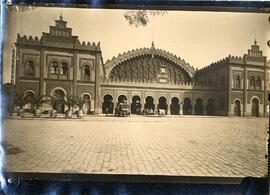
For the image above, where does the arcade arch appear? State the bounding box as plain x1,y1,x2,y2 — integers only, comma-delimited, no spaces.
183,97,192,115
144,96,155,112
195,98,204,115
131,96,142,114
102,94,114,114
170,97,180,115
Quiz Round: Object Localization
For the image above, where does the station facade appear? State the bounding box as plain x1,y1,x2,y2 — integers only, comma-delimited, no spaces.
13,16,269,117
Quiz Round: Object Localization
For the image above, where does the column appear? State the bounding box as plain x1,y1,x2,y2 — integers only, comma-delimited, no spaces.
167,102,170,115
113,98,117,115
155,100,159,114
179,102,183,115
167,98,172,115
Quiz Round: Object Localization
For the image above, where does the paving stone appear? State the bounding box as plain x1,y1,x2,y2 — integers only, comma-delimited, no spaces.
4,116,268,178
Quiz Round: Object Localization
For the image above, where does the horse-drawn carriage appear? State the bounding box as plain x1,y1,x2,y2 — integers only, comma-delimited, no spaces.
115,100,130,117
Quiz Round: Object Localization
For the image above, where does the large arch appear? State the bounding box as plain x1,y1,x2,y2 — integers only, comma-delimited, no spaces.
81,93,91,115
158,96,168,114
234,99,241,116
131,95,142,114
50,87,67,97
144,96,155,112
170,97,180,115
102,94,114,114
195,98,204,115
206,98,214,115
52,89,66,113
104,46,195,83
183,97,192,115
251,97,260,117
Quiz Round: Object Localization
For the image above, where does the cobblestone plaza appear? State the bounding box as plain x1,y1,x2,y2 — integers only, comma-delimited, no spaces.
4,116,267,178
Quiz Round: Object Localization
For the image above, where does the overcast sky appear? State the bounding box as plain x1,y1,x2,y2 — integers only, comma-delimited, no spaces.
2,7,270,83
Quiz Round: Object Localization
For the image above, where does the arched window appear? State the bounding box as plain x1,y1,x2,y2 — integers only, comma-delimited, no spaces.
250,76,255,87
82,65,90,81
235,75,241,89
256,76,261,87
25,60,34,77
60,62,68,75
50,61,58,75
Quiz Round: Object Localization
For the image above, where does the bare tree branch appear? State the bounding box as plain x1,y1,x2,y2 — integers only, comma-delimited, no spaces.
124,10,167,27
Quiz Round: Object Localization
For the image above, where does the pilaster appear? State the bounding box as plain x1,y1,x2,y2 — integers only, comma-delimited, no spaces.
192,104,196,115
179,103,183,115
94,53,101,115
167,105,170,115
228,65,232,116
243,66,247,116
73,51,78,96
39,47,45,95
263,58,267,117
15,45,21,94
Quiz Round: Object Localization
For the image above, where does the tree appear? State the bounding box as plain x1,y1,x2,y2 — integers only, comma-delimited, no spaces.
13,93,25,116
77,96,85,117
13,93,24,109
64,95,79,118
124,10,167,27
65,95,79,111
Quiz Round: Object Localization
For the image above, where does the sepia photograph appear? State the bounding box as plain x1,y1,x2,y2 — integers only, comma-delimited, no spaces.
2,6,269,182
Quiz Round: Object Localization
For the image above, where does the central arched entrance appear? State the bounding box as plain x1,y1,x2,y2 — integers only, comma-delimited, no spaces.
131,96,142,114
183,97,192,115
144,96,155,112
251,98,259,117
234,100,241,116
102,94,114,114
170,97,180,115
206,98,214,115
195,98,203,115
53,89,65,113
158,96,168,114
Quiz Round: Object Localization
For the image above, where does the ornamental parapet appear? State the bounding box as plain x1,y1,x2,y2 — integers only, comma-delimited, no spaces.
196,56,230,75
228,55,244,64
16,33,40,46
74,40,101,51
196,55,245,75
